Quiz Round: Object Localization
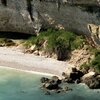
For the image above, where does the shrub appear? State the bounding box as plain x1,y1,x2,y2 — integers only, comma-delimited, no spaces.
24,29,85,60
0,38,15,46
91,50,100,72
71,36,85,50
80,49,100,72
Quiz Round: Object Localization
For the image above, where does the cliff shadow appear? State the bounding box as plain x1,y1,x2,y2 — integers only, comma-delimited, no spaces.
0,32,33,39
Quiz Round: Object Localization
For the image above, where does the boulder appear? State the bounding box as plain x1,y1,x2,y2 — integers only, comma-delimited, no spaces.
82,71,96,80
40,77,49,83
82,76,100,89
51,76,61,84
45,91,51,95
62,68,84,83
44,82,59,90
41,76,61,90
63,86,72,91
82,72,100,89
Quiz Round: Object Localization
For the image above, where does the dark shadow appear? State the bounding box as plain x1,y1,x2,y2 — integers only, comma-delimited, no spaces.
1,0,7,6
0,32,33,39
26,0,34,21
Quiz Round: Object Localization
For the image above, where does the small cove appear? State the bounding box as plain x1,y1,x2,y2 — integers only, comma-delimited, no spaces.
0,67,100,100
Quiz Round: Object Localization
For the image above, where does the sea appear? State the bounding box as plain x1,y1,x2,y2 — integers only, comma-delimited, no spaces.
0,67,100,100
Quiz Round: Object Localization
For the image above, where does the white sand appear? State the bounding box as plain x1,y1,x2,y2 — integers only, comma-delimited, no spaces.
0,47,74,77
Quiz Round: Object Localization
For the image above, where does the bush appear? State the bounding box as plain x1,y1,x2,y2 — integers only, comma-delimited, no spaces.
91,50,100,71
80,49,100,72
23,36,36,48
0,38,15,46
24,29,85,60
71,36,85,50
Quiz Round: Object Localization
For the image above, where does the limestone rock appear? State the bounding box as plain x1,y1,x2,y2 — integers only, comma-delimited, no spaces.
0,0,100,45
82,72,100,89
82,71,96,80
82,76,100,89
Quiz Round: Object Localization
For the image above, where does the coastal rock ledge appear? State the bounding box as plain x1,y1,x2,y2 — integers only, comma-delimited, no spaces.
40,68,100,94
0,1,100,41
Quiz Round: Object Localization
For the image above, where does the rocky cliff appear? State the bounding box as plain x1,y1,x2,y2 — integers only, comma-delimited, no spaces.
0,0,100,45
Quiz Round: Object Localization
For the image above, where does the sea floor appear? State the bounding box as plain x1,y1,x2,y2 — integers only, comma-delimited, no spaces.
0,67,100,100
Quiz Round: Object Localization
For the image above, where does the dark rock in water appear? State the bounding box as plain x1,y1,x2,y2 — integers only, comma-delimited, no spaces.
56,90,61,93
51,76,59,81
62,68,84,84
70,68,84,81
64,77,74,83
41,76,62,91
75,79,81,84
82,76,100,89
70,72,79,81
45,91,51,95
51,76,61,84
40,77,49,83
63,86,69,91
45,81,59,90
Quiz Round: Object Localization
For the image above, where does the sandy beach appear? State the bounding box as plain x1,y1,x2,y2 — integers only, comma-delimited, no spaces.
0,47,74,77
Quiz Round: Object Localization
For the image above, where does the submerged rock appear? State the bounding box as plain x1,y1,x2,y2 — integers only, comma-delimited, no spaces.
45,91,51,95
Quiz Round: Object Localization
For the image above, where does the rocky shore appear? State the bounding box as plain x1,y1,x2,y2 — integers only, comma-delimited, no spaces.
40,67,100,95
0,46,99,95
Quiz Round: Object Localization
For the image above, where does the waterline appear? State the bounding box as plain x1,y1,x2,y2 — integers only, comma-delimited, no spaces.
0,67,100,100
0,66,55,77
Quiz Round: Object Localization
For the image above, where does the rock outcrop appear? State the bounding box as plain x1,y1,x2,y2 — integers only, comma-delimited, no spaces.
81,72,100,89
62,68,100,89
0,0,100,44
0,0,42,34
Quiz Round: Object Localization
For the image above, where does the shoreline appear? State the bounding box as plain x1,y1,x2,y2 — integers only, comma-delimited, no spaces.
0,47,75,78
0,65,55,77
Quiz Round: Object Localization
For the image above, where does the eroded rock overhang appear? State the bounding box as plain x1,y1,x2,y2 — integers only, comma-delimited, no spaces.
0,0,100,40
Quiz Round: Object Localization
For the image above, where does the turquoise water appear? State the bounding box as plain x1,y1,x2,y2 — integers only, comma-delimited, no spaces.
0,67,100,100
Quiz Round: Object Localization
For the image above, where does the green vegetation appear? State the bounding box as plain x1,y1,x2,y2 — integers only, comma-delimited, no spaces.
91,50,100,71
24,29,85,60
0,29,99,72
0,38,15,46
80,49,100,72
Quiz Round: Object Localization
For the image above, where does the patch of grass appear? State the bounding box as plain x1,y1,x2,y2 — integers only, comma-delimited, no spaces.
24,29,85,60
71,36,85,50
23,36,37,48
80,49,100,72
0,38,6,44
91,50,100,72
0,38,15,46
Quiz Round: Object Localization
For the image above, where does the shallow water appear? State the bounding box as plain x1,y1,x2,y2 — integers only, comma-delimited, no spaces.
0,67,100,100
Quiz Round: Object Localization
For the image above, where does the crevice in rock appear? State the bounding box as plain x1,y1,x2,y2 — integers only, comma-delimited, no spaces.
26,0,34,21
57,0,61,11
1,0,7,6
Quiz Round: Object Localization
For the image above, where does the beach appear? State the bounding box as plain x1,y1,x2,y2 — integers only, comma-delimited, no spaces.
0,47,100,100
0,47,74,77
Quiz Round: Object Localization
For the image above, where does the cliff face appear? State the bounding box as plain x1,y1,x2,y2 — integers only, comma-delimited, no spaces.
0,0,42,34
0,0,100,40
